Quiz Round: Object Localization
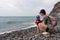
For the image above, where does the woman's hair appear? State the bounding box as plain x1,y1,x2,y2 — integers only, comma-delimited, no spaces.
40,9,46,15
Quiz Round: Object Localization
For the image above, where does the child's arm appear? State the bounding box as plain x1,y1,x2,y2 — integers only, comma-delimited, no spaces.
35,15,40,25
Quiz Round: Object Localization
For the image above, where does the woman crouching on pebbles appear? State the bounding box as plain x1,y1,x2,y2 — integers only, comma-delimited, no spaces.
35,9,56,34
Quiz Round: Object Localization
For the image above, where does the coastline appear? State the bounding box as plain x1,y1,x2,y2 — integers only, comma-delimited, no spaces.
1,25,60,40
0,26,37,40
0,25,36,35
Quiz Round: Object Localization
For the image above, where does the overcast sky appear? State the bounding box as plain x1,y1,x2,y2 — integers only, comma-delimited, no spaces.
0,0,60,16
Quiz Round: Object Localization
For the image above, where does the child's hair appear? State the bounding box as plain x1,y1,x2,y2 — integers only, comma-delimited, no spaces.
40,9,46,15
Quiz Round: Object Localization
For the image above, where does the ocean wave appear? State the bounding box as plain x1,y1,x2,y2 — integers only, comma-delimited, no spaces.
7,21,22,24
0,21,26,24
0,21,34,24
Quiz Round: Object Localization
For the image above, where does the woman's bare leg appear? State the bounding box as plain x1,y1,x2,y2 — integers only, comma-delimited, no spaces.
38,23,47,32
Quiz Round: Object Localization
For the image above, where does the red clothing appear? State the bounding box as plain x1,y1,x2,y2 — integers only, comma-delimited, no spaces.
35,19,40,25
35,15,43,25
35,19,43,25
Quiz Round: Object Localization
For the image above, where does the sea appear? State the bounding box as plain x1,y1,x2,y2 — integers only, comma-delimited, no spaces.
0,16,36,34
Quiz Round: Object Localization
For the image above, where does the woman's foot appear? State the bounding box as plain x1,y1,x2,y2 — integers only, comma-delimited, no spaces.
42,32,50,37
42,32,50,35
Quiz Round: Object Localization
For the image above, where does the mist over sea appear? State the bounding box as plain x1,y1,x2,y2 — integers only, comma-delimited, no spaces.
0,16,36,34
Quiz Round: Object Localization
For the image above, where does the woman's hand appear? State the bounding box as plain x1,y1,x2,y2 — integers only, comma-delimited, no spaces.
42,21,45,24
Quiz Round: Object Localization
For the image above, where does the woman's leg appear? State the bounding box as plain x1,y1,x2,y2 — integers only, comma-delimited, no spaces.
38,23,47,32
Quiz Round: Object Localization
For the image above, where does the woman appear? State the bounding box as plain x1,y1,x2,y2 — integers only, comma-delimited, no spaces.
35,9,52,34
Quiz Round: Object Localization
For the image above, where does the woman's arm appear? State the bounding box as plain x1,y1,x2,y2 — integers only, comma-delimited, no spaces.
43,16,48,25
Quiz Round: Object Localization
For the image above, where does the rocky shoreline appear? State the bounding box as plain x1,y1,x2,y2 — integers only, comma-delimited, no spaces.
0,1,60,40
0,27,60,40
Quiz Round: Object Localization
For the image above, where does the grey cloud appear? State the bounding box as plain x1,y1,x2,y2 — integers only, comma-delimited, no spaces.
0,0,59,16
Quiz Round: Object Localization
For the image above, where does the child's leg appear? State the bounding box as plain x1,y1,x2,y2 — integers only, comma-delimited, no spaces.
37,26,40,34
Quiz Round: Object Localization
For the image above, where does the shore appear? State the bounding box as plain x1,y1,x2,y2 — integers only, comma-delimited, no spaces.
0,26,60,40
0,27,37,40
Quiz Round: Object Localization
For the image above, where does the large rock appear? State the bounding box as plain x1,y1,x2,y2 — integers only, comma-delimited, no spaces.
50,1,60,33
50,1,60,18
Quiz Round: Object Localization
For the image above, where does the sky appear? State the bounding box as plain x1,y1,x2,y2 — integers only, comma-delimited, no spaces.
0,0,60,16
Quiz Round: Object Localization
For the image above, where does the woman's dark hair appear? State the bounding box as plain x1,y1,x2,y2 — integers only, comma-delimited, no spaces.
40,9,46,15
